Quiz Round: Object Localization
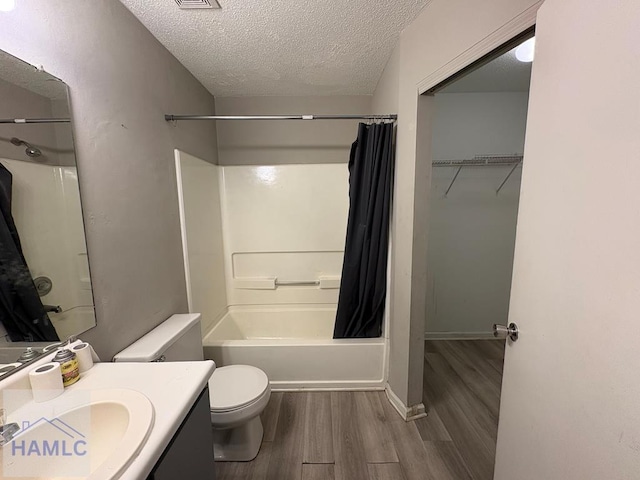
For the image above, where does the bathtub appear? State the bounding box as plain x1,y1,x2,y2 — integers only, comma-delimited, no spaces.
202,305,386,390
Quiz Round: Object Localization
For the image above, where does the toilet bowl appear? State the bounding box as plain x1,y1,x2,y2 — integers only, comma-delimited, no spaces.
113,314,271,462
208,365,271,461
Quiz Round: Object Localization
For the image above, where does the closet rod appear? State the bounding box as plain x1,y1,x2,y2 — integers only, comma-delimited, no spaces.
0,118,70,124
433,155,523,168
433,161,521,168
164,114,397,122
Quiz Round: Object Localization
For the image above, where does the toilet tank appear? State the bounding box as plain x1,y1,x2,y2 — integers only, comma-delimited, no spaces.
113,313,204,362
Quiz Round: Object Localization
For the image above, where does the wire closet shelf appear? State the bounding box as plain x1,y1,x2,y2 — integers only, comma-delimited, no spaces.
433,154,524,196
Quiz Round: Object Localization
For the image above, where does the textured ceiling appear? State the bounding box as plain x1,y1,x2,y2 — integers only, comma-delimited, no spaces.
119,0,429,97
441,44,532,93
0,49,68,100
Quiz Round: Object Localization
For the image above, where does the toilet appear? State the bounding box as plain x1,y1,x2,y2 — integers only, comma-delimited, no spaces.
113,313,270,462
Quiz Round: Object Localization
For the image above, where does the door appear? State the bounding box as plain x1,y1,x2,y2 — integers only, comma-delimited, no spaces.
494,1,640,479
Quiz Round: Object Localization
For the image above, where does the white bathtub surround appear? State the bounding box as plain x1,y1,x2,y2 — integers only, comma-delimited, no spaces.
219,164,349,306
203,305,385,390
175,150,228,335
175,157,389,391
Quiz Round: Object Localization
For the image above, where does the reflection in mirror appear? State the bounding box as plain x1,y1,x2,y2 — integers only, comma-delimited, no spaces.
0,49,96,374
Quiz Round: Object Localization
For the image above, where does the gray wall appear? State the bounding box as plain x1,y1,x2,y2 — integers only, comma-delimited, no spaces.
0,0,218,359
426,92,527,336
216,96,371,165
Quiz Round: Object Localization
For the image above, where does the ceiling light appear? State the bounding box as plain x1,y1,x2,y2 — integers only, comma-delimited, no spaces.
515,37,535,63
0,0,15,12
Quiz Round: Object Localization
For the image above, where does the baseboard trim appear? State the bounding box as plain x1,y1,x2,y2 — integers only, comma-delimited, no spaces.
425,332,495,340
272,385,386,392
270,379,386,392
385,386,427,422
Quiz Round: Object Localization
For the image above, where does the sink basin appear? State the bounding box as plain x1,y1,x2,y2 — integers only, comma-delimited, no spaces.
0,388,154,480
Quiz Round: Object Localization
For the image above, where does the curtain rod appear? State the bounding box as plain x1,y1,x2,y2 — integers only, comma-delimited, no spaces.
0,118,71,124
164,114,397,122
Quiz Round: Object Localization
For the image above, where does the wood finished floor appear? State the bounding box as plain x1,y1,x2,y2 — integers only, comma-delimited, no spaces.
215,340,505,480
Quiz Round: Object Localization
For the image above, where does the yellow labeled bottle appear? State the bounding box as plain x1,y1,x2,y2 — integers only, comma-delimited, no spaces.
52,349,80,387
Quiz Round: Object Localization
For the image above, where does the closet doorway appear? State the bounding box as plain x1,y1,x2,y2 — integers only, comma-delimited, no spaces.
420,32,533,479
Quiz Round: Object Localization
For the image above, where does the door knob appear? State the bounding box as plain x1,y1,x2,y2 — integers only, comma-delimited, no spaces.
493,323,519,341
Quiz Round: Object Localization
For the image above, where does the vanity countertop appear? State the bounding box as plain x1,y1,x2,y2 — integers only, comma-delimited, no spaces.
70,361,216,480
2,359,216,480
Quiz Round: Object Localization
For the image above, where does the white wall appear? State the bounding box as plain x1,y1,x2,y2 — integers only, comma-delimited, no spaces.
175,150,227,335
220,164,349,306
426,92,527,336
495,1,640,477
372,0,542,408
0,158,92,342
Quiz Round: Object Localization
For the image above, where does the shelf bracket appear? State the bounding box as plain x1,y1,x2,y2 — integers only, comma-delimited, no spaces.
496,160,522,195
444,165,463,197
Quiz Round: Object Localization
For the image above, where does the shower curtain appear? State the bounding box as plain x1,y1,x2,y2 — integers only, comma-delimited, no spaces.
333,122,394,338
0,164,59,342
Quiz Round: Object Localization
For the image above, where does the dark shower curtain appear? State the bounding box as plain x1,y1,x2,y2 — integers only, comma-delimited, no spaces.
0,164,59,342
333,122,394,338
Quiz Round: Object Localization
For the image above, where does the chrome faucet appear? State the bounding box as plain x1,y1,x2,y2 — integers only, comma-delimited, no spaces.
0,410,20,446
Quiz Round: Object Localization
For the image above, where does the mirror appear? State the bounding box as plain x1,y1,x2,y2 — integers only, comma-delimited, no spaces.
0,49,96,376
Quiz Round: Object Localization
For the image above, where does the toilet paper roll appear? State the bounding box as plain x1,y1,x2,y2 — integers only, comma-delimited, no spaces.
71,343,94,373
68,339,101,363
29,363,64,403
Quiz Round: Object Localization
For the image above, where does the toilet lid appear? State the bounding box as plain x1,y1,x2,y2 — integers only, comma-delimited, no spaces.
208,365,269,412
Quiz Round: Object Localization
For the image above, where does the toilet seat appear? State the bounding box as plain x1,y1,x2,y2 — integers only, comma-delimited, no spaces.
208,365,270,412
208,365,271,430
